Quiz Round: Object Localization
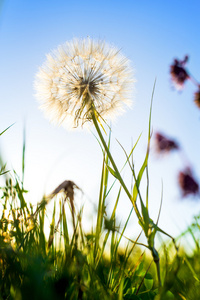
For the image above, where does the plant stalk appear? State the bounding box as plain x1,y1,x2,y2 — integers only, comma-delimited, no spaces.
91,112,143,225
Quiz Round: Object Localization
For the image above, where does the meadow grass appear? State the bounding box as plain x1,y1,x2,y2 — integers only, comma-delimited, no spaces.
0,114,200,300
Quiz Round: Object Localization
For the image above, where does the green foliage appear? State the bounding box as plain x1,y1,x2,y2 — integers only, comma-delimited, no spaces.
0,119,200,299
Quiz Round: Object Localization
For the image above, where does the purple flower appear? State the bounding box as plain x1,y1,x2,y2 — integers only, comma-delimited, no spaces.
194,88,200,109
155,132,179,154
178,169,199,197
170,56,189,90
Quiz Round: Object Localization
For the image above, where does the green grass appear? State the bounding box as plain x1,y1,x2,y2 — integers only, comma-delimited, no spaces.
0,117,200,300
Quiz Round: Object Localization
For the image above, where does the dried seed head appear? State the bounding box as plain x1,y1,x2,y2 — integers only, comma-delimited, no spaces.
35,38,135,129
194,88,200,109
178,168,199,197
155,132,179,154
170,56,189,90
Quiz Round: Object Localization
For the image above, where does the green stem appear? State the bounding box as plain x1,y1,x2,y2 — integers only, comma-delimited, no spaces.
151,246,162,287
92,110,162,287
91,112,142,225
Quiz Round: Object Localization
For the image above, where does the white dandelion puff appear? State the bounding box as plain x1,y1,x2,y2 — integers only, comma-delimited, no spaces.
34,38,135,129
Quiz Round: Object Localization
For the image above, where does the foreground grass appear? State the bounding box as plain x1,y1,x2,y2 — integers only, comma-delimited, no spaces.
0,158,200,300
1,123,200,299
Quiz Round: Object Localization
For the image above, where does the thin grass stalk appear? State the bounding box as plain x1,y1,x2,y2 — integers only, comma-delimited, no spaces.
0,123,15,136
62,203,69,248
22,127,26,188
94,146,109,260
92,107,162,287
95,185,121,269
91,111,142,225
106,133,142,200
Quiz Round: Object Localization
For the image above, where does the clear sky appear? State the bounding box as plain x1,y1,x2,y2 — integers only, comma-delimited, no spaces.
1,0,200,248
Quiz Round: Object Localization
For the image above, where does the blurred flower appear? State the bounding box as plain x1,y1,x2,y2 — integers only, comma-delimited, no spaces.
194,88,200,109
178,168,199,197
35,38,134,129
170,55,189,90
155,132,179,154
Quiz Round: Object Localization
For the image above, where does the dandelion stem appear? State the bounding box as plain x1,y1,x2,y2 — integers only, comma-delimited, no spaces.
91,111,143,225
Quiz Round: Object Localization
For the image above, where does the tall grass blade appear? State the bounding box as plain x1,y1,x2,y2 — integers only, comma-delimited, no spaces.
48,199,56,248
94,130,111,260
14,178,28,213
39,208,46,255
62,202,69,248
0,123,15,136
22,127,26,186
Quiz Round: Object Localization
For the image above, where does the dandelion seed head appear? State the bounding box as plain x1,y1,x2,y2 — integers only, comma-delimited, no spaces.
35,38,135,129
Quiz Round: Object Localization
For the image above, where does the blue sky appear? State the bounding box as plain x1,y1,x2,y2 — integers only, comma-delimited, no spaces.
1,0,200,247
